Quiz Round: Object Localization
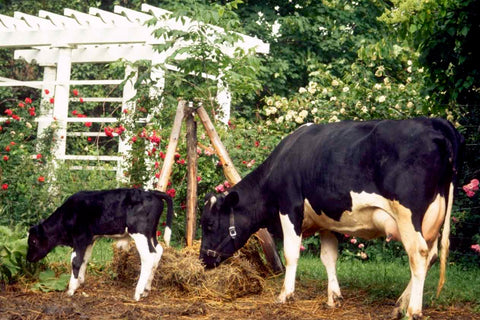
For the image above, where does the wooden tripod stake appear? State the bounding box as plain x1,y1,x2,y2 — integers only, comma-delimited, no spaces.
157,100,284,273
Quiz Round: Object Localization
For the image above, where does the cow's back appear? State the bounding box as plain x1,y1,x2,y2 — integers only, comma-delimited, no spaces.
259,118,462,227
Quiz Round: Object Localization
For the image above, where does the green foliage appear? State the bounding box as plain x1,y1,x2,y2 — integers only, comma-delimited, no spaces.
380,0,480,107
146,0,262,106
0,95,56,227
0,226,38,284
31,269,70,292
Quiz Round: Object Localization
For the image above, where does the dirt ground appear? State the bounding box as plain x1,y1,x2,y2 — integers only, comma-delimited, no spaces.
1,242,477,320
0,276,477,320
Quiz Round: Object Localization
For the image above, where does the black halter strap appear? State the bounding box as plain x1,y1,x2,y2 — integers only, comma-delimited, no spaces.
202,209,237,259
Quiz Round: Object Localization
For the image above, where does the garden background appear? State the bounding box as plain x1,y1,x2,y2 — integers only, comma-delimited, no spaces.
0,0,479,286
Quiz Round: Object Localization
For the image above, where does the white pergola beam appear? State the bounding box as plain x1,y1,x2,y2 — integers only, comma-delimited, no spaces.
0,26,153,47
38,10,79,28
113,5,153,24
64,8,106,26
0,14,31,31
88,8,133,26
15,45,166,64
13,12,58,30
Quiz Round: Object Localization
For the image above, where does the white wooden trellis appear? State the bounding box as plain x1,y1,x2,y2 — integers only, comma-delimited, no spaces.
0,4,269,182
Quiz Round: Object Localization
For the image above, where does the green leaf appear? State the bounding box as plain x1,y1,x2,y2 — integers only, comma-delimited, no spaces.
31,270,70,292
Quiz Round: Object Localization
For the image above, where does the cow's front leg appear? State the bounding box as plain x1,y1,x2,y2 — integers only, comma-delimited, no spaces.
277,213,302,303
67,245,90,296
319,231,343,307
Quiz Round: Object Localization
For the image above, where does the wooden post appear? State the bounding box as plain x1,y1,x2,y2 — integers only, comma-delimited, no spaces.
196,106,285,274
156,100,185,192
196,106,241,183
185,102,198,246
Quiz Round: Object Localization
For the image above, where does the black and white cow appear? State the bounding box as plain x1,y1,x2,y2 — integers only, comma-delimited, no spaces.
200,117,464,319
27,188,173,301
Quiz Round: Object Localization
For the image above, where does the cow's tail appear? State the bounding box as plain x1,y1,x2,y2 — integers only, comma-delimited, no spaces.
437,182,454,297
162,193,174,247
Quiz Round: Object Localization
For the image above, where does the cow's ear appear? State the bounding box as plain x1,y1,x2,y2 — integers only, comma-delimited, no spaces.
223,191,239,208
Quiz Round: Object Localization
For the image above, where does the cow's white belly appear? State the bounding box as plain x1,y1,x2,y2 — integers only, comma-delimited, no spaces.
302,191,400,240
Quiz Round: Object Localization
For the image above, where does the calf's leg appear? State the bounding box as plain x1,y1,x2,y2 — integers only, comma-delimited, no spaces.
67,244,92,296
131,233,155,301
145,242,163,292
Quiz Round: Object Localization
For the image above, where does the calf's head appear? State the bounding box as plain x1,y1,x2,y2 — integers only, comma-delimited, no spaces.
200,191,252,268
27,224,52,262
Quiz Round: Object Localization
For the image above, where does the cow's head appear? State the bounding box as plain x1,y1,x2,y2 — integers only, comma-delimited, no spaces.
26,223,51,262
200,191,252,268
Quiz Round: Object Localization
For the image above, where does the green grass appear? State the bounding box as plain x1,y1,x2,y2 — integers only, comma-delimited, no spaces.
46,238,115,266
297,254,480,310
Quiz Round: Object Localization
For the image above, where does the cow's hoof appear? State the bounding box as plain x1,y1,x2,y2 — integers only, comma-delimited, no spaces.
327,294,343,308
276,293,294,303
392,307,404,319
411,313,423,320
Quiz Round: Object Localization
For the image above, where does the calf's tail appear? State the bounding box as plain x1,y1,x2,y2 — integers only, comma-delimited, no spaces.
161,193,174,247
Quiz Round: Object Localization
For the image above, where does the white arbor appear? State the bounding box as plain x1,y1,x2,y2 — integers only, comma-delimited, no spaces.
0,4,268,181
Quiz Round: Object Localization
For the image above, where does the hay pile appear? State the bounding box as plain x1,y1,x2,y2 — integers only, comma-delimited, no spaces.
112,237,273,300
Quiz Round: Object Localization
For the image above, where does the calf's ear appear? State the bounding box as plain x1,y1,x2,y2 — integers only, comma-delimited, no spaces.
223,191,239,208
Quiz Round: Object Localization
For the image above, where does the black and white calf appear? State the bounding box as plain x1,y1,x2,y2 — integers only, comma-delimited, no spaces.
27,188,173,301
200,118,464,319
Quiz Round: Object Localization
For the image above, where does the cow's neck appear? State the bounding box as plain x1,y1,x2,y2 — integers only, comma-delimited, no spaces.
43,209,72,246
233,165,279,233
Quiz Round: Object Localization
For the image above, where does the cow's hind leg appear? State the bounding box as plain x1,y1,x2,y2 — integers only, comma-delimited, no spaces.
67,244,92,296
320,231,343,307
131,233,155,301
394,204,430,319
394,237,438,319
145,241,163,292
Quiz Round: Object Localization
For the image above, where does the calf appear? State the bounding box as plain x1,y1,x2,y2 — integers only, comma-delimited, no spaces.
27,188,173,301
200,118,464,319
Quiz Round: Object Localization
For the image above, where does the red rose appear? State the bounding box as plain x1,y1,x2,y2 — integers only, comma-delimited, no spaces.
4,109,12,116
85,122,92,127
72,89,79,96
25,97,32,104
38,176,45,182
2,184,8,190
3,155,9,161
36,154,42,159
166,188,176,198
44,89,50,95
49,97,55,104
18,102,25,108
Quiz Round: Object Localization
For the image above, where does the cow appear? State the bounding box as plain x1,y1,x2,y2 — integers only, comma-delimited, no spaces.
199,117,464,319
27,188,173,301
